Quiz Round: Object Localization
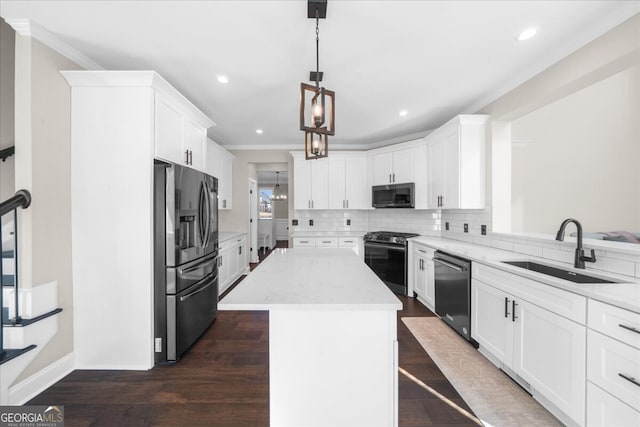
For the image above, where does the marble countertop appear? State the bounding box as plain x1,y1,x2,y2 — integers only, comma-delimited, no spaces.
410,236,640,314
219,248,402,311
291,231,365,238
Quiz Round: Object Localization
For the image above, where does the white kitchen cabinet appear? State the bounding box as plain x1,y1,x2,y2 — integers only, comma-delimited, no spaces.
426,114,487,209
586,300,640,426
411,245,435,311
154,92,211,171
218,234,247,295
62,70,214,370
292,153,329,210
471,264,586,426
328,154,369,210
206,139,234,210
371,147,415,185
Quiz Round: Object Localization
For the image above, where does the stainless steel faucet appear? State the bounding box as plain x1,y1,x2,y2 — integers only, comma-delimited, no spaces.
555,218,596,269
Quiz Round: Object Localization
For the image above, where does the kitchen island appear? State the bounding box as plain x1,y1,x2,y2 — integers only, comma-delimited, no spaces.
219,248,402,427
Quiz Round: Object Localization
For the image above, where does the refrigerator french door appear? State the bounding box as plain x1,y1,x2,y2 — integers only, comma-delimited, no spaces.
154,161,219,363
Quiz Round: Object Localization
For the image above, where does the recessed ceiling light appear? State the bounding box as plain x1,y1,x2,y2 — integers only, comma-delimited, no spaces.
217,75,229,84
516,27,537,42
399,110,408,117
256,129,263,134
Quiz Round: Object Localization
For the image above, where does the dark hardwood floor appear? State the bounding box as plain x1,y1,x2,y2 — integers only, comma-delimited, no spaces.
28,246,478,426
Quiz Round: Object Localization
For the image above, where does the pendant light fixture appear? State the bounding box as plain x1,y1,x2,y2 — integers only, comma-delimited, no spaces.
300,0,334,160
273,172,287,201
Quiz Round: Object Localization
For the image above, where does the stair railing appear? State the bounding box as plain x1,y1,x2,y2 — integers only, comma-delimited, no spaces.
0,189,32,358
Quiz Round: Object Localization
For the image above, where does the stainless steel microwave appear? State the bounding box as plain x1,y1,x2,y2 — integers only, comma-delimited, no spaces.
372,183,415,208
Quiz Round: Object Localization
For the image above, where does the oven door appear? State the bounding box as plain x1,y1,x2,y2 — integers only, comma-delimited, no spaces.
364,242,408,295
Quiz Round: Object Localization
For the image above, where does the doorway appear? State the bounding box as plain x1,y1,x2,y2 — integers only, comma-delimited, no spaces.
249,178,258,264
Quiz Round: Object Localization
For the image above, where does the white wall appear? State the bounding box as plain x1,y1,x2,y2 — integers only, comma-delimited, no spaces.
13,34,82,381
511,65,640,234
0,19,15,203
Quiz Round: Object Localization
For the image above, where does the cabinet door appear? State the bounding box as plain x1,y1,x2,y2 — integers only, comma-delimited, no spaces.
471,279,514,366
293,156,311,210
309,158,329,209
218,248,230,295
219,149,233,209
372,152,393,185
206,140,222,179
587,381,640,427
391,148,415,184
345,156,368,209
441,125,460,209
513,298,586,426
413,249,427,299
328,156,346,209
423,254,435,311
427,137,444,209
236,239,247,275
155,94,184,164
183,118,206,170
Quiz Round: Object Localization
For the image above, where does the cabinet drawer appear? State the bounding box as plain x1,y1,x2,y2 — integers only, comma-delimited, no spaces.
415,244,435,259
473,263,587,324
587,329,640,411
588,299,640,350
316,238,338,248
338,237,359,248
293,237,316,248
587,381,640,427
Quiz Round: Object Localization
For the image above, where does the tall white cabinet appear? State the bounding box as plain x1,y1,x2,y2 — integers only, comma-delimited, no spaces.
62,71,214,370
426,115,488,209
328,153,370,210
292,153,329,210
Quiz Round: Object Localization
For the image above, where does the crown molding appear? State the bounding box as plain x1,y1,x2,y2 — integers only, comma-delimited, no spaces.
4,19,103,70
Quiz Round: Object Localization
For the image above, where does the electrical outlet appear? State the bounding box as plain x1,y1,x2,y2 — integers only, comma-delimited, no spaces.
481,225,487,235
445,222,449,231
309,219,314,226
346,218,351,226
154,338,162,353
292,219,298,226
464,223,469,233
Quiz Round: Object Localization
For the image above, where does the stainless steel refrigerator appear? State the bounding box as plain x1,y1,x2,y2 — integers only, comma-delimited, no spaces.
154,160,219,363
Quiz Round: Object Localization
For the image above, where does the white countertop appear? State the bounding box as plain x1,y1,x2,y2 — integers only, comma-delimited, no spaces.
291,231,365,238
218,231,245,242
410,236,640,314
219,248,402,311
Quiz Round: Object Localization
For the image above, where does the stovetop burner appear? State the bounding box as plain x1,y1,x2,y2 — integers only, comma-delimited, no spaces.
363,231,419,246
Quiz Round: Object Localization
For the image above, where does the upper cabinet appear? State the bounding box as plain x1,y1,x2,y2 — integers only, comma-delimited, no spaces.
292,153,329,210
368,139,428,209
206,139,234,210
371,148,415,185
426,115,488,209
154,89,213,171
328,154,370,210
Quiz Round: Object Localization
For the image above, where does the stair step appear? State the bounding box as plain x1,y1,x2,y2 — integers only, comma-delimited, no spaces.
2,308,63,327
0,345,37,365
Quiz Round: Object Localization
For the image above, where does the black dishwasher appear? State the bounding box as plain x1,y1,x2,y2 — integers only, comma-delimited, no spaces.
434,251,477,346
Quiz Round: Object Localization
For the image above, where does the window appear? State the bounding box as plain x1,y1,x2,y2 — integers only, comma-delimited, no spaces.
259,187,273,219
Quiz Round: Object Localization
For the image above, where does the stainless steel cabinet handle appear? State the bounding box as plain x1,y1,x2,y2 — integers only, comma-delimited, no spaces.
619,324,640,335
389,173,392,183
300,240,309,243
322,240,332,244
512,300,518,322
185,150,190,164
393,173,395,183
618,373,640,388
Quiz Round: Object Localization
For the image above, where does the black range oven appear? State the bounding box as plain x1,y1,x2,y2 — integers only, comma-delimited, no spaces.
363,231,419,295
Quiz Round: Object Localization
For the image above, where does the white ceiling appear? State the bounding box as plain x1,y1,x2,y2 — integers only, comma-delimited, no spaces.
2,1,639,150
258,171,288,185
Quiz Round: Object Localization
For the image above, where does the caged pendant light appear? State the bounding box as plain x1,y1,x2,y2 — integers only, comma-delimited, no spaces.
300,0,334,160
272,172,287,201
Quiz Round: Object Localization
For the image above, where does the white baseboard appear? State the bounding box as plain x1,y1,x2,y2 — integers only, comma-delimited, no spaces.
8,352,75,405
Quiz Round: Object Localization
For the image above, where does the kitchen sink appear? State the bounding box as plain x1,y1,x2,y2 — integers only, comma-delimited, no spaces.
501,261,618,284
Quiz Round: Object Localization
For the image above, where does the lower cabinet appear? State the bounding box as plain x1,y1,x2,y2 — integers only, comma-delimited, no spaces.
586,299,640,426
411,244,435,311
471,265,586,426
218,234,248,296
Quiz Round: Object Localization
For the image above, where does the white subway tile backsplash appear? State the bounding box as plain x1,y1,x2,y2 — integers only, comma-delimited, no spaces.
491,239,515,252
588,257,636,277
542,248,574,264
513,243,544,258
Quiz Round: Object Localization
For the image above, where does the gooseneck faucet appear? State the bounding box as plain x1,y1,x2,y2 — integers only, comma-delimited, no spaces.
555,218,596,269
